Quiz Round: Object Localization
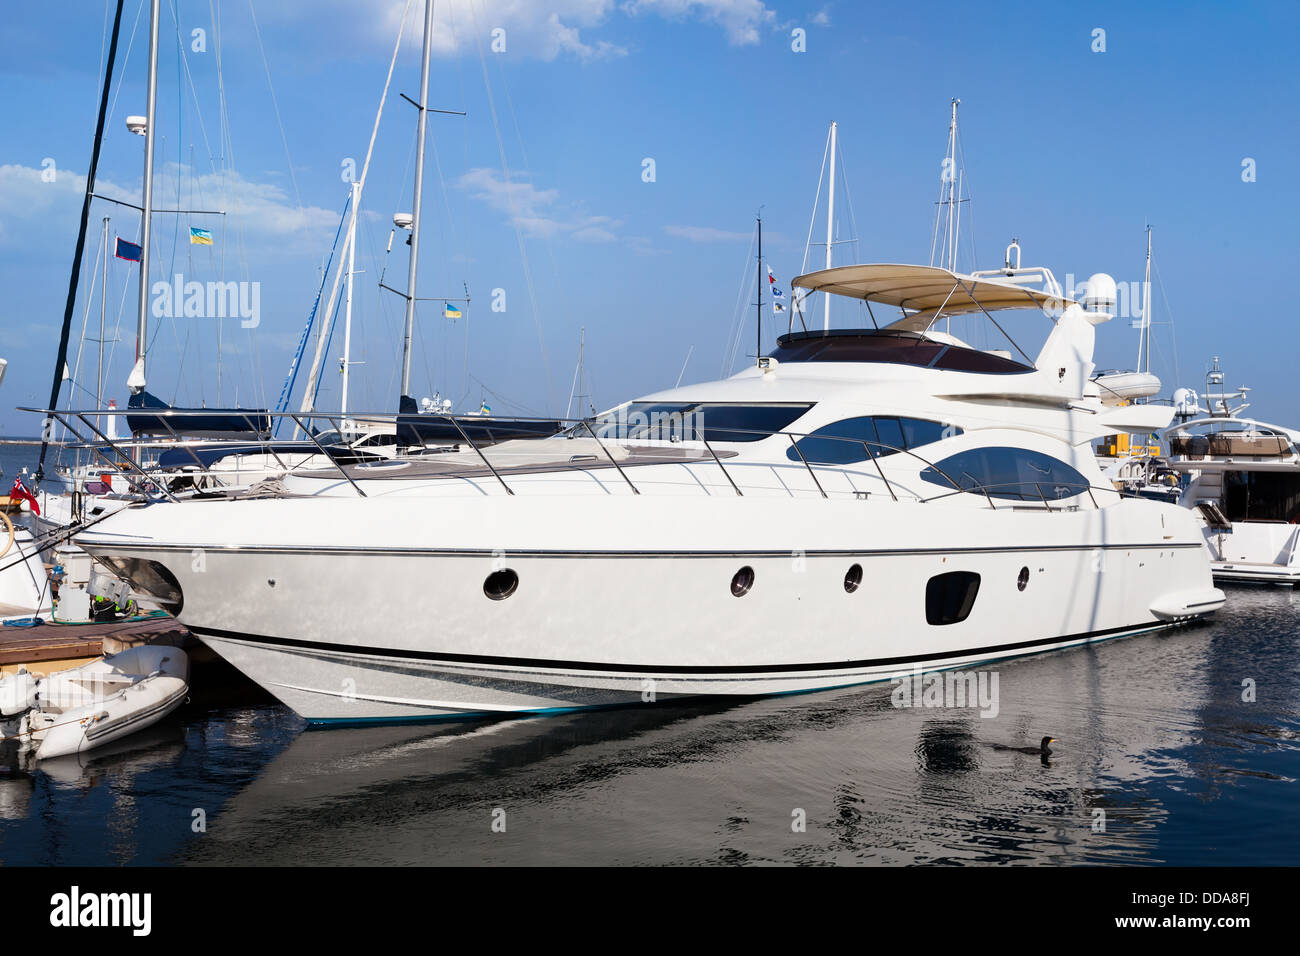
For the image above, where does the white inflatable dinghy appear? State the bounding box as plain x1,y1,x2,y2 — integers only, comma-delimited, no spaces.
27,645,189,760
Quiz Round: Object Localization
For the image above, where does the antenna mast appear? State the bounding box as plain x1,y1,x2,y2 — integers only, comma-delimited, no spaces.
1137,225,1153,375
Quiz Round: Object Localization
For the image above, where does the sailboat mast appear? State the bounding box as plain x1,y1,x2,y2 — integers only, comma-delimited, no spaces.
98,216,108,408
34,0,125,485
341,180,359,421
930,98,962,274
951,99,961,270
823,121,836,331
130,0,160,393
756,215,763,359
577,327,585,415
399,0,436,404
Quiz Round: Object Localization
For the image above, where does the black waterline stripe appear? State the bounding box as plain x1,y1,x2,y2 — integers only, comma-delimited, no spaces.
188,621,1169,676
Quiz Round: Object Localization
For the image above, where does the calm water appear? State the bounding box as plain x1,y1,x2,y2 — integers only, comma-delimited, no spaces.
0,443,40,486
0,582,1296,866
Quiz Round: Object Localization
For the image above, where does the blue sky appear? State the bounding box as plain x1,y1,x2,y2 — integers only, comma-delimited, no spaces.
1,0,1297,435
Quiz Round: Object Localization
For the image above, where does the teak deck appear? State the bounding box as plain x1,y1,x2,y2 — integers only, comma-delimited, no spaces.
0,616,189,677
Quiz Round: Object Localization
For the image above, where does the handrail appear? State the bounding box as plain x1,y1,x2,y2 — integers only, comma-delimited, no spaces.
698,434,743,497
580,420,639,495
858,439,898,502
62,411,181,504
786,434,826,499
289,413,368,498
435,413,515,496
19,405,1118,511
917,479,1121,507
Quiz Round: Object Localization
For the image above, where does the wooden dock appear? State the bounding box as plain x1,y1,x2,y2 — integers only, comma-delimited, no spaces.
0,615,193,677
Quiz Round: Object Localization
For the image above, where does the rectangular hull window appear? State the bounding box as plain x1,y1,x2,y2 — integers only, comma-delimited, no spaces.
926,571,980,625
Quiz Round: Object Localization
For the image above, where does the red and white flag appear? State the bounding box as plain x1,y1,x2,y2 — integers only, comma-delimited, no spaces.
9,477,39,516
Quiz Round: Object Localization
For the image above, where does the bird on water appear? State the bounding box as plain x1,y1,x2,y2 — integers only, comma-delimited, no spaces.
993,736,1055,756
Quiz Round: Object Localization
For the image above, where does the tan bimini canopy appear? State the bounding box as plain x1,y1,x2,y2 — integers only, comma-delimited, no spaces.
791,263,1077,331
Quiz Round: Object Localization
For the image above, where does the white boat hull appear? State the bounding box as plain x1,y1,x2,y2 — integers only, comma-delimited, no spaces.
1200,521,1300,586
80,494,1222,723
1210,562,1300,586
0,528,52,621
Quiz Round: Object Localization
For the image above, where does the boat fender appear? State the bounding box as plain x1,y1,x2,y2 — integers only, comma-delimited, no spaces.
0,668,37,717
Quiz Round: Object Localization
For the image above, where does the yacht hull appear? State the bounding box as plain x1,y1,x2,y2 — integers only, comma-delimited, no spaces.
192,618,1174,723
1200,521,1300,586
1211,563,1300,586
77,495,1223,722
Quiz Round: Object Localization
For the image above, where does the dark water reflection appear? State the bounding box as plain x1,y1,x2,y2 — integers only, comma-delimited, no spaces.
1,588,1297,865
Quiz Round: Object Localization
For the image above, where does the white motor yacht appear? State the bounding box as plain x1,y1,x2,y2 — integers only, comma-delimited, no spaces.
1164,359,1300,585
75,259,1225,723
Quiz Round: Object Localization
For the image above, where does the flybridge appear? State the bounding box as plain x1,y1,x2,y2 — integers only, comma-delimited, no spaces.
786,243,1122,388
791,262,1075,322
790,241,1116,331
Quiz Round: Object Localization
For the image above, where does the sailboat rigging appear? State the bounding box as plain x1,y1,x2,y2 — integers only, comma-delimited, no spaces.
34,0,126,485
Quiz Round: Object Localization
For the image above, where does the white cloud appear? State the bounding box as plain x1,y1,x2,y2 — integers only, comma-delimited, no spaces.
458,167,619,242
268,0,773,60
306,0,626,61
812,7,831,27
622,0,776,46
0,163,123,221
0,162,339,245
664,224,751,242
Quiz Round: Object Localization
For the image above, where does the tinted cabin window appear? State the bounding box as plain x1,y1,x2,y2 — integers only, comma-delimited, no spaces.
787,416,961,465
899,418,949,449
591,402,813,443
873,417,905,456
926,571,980,625
920,446,1090,501
767,330,1034,374
1224,471,1300,522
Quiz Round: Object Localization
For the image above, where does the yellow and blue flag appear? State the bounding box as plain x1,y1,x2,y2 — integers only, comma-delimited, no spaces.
189,227,214,246
444,303,462,319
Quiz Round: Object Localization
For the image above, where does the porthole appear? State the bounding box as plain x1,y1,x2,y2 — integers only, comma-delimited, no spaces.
844,563,863,593
484,568,519,601
1017,566,1029,592
731,566,755,597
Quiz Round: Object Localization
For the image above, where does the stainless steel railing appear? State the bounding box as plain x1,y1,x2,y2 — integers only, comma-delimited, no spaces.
21,405,1127,512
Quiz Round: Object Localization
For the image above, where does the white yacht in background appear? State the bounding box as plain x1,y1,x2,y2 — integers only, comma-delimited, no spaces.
0,508,52,623
1165,359,1300,585
0,357,54,622
76,253,1224,723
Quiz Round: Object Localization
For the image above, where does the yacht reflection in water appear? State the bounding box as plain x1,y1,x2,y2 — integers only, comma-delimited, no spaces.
182,605,1295,866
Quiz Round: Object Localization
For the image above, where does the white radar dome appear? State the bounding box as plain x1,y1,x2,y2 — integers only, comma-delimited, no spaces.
1081,273,1117,315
